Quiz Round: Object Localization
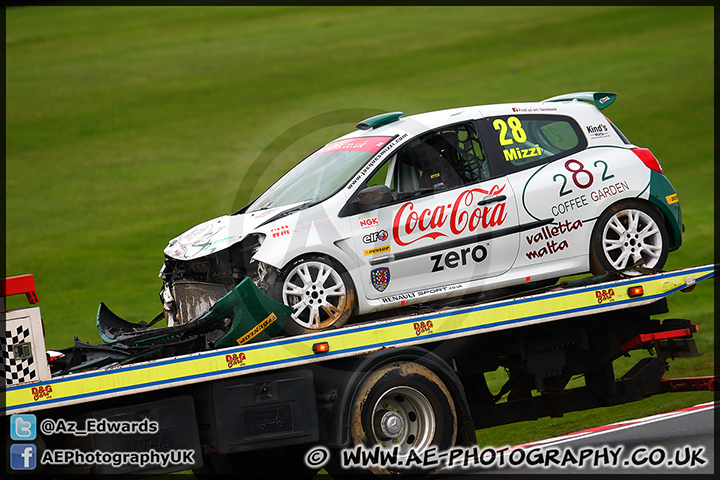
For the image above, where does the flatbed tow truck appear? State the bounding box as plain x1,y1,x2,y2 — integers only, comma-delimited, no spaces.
2,264,716,477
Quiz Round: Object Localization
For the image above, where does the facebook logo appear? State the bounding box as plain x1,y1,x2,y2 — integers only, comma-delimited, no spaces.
10,414,37,440
10,444,37,470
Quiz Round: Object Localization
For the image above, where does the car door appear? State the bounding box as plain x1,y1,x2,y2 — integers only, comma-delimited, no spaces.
477,113,593,271
347,122,521,300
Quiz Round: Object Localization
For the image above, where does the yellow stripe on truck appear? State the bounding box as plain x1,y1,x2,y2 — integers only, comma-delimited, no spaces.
3,265,713,415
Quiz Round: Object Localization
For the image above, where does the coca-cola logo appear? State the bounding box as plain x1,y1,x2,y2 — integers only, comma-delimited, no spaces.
393,185,508,246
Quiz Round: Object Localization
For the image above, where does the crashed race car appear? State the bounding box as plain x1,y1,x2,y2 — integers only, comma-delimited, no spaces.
155,92,683,338
54,92,683,374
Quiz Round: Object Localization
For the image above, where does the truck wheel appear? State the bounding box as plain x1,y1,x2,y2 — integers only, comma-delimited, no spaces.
590,200,669,274
273,255,355,335
343,361,457,477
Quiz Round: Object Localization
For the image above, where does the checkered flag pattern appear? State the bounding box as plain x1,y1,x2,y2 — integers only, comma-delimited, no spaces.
1,325,38,386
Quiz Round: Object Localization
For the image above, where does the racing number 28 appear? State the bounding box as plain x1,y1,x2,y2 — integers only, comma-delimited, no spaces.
553,160,614,197
493,117,527,145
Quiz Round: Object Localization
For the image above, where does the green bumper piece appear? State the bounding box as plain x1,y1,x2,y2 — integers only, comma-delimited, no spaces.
97,278,292,348
203,277,293,349
648,170,683,251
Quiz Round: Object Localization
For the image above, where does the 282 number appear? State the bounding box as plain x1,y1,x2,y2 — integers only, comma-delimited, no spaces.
553,159,614,197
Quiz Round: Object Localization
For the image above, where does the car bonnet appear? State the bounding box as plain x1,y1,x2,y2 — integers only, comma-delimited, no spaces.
163,204,299,261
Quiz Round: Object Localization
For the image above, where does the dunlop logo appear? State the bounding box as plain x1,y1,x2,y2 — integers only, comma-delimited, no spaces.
237,313,277,345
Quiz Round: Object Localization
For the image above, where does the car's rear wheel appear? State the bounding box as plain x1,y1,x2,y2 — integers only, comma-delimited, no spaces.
272,255,355,335
590,200,669,274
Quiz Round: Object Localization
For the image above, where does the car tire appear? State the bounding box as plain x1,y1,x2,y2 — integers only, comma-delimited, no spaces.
272,255,355,335
590,200,669,274
329,361,457,477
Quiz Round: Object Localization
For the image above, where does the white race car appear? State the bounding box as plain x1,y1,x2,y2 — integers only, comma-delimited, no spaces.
160,92,683,335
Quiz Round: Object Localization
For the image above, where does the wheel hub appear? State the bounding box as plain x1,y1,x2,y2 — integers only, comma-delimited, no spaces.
376,410,405,440
370,387,435,453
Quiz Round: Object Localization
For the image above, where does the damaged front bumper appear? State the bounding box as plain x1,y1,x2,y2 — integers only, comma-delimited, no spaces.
49,278,292,376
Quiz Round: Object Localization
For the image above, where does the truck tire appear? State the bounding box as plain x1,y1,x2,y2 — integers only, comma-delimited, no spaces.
334,361,457,477
272,255,355,335
590,200,669,274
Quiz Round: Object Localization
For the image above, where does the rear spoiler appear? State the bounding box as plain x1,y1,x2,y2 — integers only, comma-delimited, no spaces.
542,91,617,110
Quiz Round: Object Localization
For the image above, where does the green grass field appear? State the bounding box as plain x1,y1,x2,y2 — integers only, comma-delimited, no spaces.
6,5,714,462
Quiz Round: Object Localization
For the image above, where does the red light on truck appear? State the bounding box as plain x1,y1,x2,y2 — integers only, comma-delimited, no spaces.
627,286,644,297
312,342,330,354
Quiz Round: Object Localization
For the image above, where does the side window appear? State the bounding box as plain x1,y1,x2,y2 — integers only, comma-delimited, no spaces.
389,123,489,201
486,115,586,173
343,122,491,216
366,157,394,188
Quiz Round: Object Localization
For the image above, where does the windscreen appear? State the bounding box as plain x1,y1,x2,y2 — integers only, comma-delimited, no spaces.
247,136,393,212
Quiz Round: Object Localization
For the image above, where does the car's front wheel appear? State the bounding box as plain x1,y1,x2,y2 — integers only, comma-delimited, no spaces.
272,255,355,335
590,200,669,274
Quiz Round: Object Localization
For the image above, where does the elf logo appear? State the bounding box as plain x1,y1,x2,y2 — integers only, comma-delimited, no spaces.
430,244,487,272
363,230,389,244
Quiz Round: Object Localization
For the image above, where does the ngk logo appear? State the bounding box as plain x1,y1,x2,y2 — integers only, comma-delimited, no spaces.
359,217,379,229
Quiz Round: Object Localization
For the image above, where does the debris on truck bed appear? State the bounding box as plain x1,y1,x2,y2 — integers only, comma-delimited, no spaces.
48,278,292,376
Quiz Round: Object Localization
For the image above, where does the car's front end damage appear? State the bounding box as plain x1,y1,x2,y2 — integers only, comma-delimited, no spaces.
159,231,267,327
47,210,298,375
157,204,301,327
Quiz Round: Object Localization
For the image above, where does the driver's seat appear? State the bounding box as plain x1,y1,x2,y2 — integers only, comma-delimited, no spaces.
402,136,462,190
